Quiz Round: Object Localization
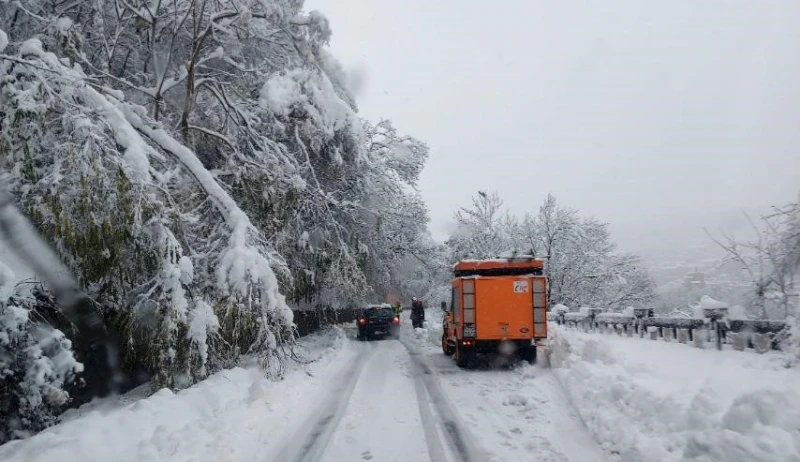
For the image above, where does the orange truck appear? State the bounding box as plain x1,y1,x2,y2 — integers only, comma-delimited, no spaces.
441,257,547,367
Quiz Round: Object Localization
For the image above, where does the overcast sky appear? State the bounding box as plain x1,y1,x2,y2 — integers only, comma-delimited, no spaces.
306,0,800,256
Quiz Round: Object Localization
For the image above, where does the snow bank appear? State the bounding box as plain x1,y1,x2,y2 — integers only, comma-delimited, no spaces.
414,309,443,347
693,295,727,318
622,306,635,317
0,28,8,53
684,391,800,462
0,327,352,462
549,324,800,462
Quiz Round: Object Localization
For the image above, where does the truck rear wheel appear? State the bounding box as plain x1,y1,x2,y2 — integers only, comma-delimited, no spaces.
519,344,536,364
442,334,455,356
455,341,474,368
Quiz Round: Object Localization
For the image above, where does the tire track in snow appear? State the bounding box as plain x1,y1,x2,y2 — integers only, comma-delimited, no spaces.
407,327,607,462
409,357,450,462
401,337,492,462
271,342,375,462
321,338,432,461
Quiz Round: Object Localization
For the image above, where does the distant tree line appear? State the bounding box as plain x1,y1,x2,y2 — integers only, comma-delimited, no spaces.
445,191,657,311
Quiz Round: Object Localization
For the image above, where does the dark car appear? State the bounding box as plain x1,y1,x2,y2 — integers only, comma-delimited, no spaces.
356,305,400,340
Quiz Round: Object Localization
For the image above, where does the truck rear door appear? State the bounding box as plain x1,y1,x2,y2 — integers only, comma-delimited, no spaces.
474,276,534,340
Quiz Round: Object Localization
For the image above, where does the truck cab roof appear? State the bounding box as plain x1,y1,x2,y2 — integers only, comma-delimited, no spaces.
452,257,545,277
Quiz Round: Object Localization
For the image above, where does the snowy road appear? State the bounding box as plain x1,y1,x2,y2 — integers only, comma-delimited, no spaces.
267,319,605,462
270,336,487,462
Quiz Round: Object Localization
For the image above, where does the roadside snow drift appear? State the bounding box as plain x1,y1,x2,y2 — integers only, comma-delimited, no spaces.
549,325,800,462
0,328,353,462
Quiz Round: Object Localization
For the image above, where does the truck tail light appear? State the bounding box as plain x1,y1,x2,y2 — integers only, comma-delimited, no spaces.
358,317,367,325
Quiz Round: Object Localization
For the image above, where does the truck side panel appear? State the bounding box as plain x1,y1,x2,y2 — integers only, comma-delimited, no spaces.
473,277,534,340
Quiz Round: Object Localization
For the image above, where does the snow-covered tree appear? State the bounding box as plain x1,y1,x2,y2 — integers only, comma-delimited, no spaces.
536,193,578,261
447,191,510,260
0,261,82,443
1,0,345,391
702,196,800,363
595,253,657,309
446,192,656,311
0,0,440,440
352,119,440,303
1,0,440,402
707,206,799,320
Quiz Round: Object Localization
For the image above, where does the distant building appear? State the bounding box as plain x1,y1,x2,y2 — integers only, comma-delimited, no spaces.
684,270,706,289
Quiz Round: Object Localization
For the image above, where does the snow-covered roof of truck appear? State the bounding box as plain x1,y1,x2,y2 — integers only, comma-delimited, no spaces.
453,257,544,271
452,257,545,277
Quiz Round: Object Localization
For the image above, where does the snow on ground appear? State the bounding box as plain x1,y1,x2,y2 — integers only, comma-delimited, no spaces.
8,307,793,462
409,310,607,462
549,324,800,462
309,340,431,462
0,326,354,462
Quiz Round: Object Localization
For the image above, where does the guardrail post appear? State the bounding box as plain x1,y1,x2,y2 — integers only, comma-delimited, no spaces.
703,307,728,351
649,327,658,340
693,328,706,349
753,333,772,354
731,332,747,351
633,308,649,339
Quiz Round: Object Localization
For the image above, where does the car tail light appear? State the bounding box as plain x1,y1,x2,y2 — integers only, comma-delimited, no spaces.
358,317,367,325
392,316,400,324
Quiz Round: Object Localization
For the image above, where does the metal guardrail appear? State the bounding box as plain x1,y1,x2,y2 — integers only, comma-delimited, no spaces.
553,311,789,353
292,307,362,337
642,318,706,330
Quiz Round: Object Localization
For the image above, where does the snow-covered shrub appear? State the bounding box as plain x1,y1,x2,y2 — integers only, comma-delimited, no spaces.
0,262,82,444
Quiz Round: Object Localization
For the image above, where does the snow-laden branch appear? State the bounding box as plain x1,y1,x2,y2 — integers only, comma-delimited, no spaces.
7,36,294,332
120,101,291,321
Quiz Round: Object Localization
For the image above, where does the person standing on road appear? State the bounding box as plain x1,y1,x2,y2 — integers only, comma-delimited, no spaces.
411,297,425,328
392,302,402,317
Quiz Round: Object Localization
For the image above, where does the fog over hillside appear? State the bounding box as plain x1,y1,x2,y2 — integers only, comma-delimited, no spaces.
614,205,775,292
